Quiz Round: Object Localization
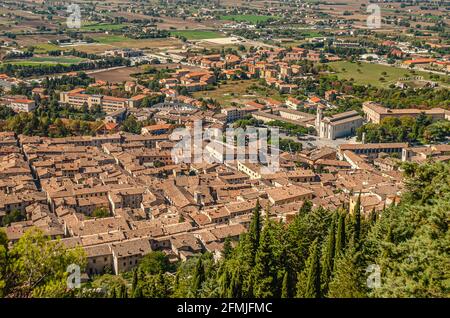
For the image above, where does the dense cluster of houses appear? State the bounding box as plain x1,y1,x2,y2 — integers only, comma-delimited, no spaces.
2,125,449,276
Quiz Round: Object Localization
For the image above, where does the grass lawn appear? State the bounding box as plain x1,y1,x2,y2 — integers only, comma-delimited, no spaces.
80,23,128,31
91,35,128,44
328,61,448,88
4,56,87,66
192,79,285,107
3,61,71,67
220,14,280,24
34,43,68,53
170,30,225,40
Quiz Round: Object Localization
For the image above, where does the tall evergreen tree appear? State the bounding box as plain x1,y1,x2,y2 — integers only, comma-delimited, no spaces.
218,268,231,298
191,257,206,297
335,213,346,256
321,214,336,294
132,284,143,298
246,200,262,267
353,192,362,246
296,238,321,298
299,199,313,214
222,237,233,260
131,269,139,294
229,268,243,298
281,270,292,298
118,284,128,298
253,220,275,298
327,246,366,298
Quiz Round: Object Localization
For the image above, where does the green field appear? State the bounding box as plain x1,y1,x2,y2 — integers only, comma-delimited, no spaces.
328,61,448,88
34,43,68,53
192,79,284,107
4,56,87,66
80,23,128,31
170,30,225,40
91,35,128,44
220,14,280,24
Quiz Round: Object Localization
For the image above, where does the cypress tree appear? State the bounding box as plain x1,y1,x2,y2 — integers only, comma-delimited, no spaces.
327,246,366,298
297,238,321,298
353,192,362,245
321,214,336,295
218,269,231,298
370,208,377,224
132,284,143,298
131,269,139,294
299,199,312,214
118,284,128,298
223,237,233,260
247,199,262,266
335,213,346,256
229,268,243,298
191,257,206,297
253,220,275,298
281,270,291,298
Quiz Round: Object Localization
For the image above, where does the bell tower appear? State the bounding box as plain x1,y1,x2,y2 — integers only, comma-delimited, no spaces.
316,106,323,137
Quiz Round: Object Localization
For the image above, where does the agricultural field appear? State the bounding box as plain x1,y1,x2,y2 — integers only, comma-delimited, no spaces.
192,79,285,107
88,66,147,83
2,56,87,66
80,23,129,31
73,36,183,54
33,43,69,54
219,14,280,24
328,61,449,88
170,30,225,40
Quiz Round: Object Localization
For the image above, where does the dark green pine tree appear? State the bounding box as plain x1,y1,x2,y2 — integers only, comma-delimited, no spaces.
299,199,313,214
222,237,233,260
335,212,346,256
253,220,275,298
327,246,366,298
131,269,139,295
229,268,243,298
370,207,377,224
281,270,292,298
119,284,128,298
296,238,321,298
352,192,362,246
132,284,143,298
321,213,336,295
191,257,206,297
247,199,262,267
218,269,231,298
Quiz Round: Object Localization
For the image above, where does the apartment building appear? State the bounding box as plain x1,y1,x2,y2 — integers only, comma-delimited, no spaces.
362,101,449,124
339,143,409,159
0,95,36,112
59,89,146,113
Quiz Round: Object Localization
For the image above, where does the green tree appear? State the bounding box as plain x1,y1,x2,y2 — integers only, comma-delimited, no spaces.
253,220,276,298
92,207,110,218
335,213,346,256
191,257,206,297
138,251,172,275
222,237,233,260
243,200,262,267
121,115,142,134
327,247,366,298
321,214,336,294
4,228,86,298
297,238,321,298
352,192,362,246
